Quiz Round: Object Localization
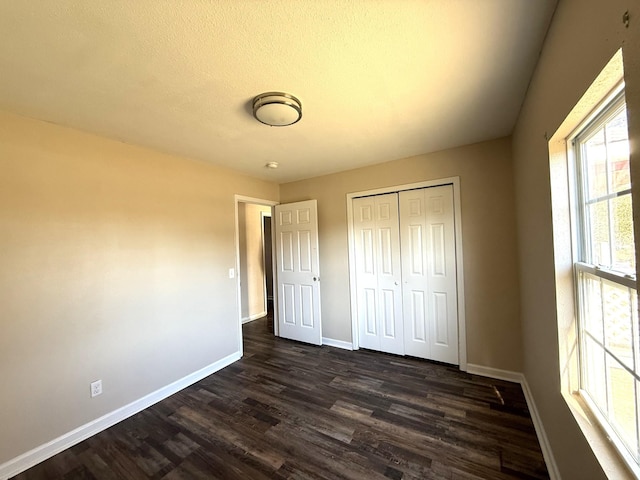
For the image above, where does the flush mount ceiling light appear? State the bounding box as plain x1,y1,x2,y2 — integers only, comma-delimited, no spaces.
253,92,302,126
265,161,279,169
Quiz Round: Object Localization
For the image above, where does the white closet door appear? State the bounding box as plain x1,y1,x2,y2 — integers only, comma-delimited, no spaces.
352,194,404,355
399,185,458,364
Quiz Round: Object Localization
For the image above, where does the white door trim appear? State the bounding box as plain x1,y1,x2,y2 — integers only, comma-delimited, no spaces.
346,177,467,371
234,195,279,357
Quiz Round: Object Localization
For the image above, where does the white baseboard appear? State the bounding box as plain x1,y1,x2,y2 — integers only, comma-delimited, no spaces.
0,351,241,480
465,364,561,480
520,377,561,480
322,337,353,350
466,363,524,383
242,311,267,324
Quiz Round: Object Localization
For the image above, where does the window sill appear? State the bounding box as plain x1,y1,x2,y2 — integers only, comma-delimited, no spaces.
563,391,637,479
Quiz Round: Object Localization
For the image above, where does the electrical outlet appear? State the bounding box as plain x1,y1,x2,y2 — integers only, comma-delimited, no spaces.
90,380,102,398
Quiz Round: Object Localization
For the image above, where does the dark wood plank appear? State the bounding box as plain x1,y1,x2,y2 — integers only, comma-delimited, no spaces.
13,311,549,479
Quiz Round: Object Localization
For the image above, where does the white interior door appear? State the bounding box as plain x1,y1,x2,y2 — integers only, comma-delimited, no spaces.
274,200,322,345
400,185,458,364
352,194,404,355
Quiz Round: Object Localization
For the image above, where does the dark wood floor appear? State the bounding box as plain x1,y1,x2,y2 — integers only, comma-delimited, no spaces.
14,314,549,479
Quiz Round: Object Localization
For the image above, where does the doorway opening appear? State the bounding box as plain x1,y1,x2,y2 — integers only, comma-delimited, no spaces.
234,195,278,356
263,213,273,316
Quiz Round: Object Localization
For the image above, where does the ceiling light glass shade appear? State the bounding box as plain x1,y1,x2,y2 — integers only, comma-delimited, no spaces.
253,92,302,126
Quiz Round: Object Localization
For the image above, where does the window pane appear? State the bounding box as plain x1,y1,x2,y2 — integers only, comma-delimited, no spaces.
582,272,604,343
603,280,634,371
584,128,607,200
611,194,635,274
588,200,611,266
607,354,638,457
606,109,631,194
575,95,637,471
584,336,607,410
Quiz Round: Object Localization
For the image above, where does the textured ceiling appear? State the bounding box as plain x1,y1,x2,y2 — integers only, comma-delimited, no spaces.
0,1,557,183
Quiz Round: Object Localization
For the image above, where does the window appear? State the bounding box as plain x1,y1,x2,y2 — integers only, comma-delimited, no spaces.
572,89,640,473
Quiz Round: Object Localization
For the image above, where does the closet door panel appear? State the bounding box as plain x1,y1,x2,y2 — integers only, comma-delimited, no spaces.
375,196,403,354
425,185,458,364
400,189,431,359
353,197,380,351
400,186,458,364
353,194,403,355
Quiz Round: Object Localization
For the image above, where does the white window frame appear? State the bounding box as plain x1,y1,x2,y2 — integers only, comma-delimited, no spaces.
569,87,640,475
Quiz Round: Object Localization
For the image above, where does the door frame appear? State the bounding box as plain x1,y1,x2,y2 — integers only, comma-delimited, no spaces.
234,195,279,357
346,177,468,371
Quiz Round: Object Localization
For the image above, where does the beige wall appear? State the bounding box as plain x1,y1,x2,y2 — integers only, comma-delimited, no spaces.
238,203,271,321
512,0,640,477
0,110,278,464
280,137,522,371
